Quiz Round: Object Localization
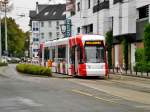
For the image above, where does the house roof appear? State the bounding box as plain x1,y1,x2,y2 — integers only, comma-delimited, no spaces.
29,10,36,18
32,4,66,21
38,4,49,12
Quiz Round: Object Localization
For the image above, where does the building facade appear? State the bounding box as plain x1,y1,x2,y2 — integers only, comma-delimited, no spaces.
67,0,150,70
29,2,66,58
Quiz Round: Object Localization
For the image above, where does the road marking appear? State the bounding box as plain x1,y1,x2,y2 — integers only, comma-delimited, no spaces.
72,89,93,97
135,105,150,110
72,89,117,104
16,97,43,107
94,96,117,104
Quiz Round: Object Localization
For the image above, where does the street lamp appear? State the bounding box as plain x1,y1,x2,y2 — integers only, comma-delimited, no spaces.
0,0,9,56
4,0,8,56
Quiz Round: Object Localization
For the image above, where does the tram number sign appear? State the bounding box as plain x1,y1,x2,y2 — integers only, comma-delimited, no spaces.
85,41,102,45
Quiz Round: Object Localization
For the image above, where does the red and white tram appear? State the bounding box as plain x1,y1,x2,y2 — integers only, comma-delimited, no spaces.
44,34,108,77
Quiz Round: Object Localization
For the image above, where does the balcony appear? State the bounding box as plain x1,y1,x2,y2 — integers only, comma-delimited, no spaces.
136,18,149,41
113,0,123,4
93,1,109,13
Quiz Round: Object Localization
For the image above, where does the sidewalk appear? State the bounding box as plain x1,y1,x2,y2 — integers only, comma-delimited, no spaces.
109,69,150,79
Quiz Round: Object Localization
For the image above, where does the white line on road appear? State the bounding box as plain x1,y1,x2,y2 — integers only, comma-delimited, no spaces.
72,89,117,104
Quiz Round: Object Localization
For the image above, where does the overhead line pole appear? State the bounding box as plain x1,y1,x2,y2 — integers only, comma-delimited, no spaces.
0,14,1,58
4,0,8,55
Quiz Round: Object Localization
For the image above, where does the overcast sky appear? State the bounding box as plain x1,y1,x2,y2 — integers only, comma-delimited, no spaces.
8,0,65,32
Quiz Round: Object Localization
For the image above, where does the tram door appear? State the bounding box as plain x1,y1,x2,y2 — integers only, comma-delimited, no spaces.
70,46,80,75
75,47,78,74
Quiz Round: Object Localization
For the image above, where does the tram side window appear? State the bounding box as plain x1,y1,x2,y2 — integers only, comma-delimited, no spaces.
58,46,66,59
70,47,75,64
77,46,83,64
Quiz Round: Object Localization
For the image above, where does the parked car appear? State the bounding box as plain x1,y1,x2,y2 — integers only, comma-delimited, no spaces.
9,57,21,63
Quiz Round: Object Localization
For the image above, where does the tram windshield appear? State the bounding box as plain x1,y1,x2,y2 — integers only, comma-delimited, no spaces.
85,46,105,63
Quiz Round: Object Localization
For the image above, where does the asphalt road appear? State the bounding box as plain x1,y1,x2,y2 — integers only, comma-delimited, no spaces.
0,64,150,112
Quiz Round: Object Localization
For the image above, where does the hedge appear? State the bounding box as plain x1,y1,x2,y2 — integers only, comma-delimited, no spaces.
135,48,144,62
0,62,8,66
16,64,52,76
134,61,150,73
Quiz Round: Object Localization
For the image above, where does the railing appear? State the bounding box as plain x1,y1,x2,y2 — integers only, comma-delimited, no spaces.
93,1,109,13
109,64,150,78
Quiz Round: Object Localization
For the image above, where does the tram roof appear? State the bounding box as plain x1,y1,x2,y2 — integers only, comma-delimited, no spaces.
76,34,105,41
44,34,105,47
45,38,69,47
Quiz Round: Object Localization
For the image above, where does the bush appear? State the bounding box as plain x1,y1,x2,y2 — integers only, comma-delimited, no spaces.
144,23,150,62
16,64,52,76
135,48,144,62
134,61,150,72
0,62,8,66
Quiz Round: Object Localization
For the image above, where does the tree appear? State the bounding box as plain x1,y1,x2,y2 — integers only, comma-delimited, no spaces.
144,23,150,62
122,38,128,70
105,30,113,69
1,17,25,57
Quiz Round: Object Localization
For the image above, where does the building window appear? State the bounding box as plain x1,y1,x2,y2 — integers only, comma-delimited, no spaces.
77,2,80,12
49,32,52,39
56,32,60,38
88,0,91,9
32,22,39,31
48,21,52,27
56,21,59,26
77,27,80,33
138,5,149,19
41,21,44,27
33,49,38,52
41,33,44,39
83,24,93,34
33,38,39,42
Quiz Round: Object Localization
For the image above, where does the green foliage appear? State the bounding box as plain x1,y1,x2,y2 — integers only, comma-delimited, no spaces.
1,17,25,57
0,62,8,66
134,61,150,72
144,23,150,62
105,31,113,69
135,48,144,62
16,64,52,76
122,38,128,70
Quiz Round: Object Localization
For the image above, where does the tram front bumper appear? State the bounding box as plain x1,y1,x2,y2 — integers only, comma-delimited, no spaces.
86,69,106,76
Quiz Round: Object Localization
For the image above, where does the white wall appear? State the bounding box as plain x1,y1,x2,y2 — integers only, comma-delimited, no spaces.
70,0,111,36
110,0,136,36
40,20,65,43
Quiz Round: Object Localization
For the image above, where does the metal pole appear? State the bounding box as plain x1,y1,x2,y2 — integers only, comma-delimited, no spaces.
4,1,8,55
0,1,2,58
0,13,1,58
97,0,100,34
0,15,2,58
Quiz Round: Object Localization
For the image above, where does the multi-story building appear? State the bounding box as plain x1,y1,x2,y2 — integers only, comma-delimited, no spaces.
29,2,66,58
67,0,111,35
67,0,150,70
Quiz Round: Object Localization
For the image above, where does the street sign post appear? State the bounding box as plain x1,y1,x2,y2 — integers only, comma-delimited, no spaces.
65,19,72,38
